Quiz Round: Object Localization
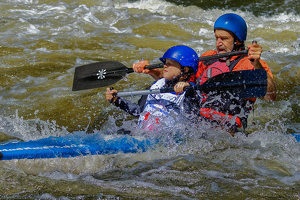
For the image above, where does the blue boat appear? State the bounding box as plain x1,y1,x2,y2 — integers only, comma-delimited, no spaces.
0,132,154,160
290,133,300,142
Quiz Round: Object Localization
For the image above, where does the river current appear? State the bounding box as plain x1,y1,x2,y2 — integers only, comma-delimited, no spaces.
0,0,299,199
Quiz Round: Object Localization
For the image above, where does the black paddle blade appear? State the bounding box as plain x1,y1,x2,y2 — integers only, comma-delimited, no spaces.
199,69,267,98
72,61,128,91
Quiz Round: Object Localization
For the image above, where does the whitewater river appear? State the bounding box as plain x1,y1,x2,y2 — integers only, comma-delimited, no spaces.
0,0,299,199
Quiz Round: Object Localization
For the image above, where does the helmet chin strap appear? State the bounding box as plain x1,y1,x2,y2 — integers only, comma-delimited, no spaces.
165,68,186,87
232,39,245,51
220,40,244,63
219,41,241,61
232,41,237,51
179,67,193,81
166,67,192,85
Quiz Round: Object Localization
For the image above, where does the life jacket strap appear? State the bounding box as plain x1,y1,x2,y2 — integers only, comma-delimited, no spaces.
228,55,247,71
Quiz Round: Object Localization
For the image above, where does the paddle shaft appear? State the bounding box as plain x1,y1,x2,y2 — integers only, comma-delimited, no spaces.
134,50,249,72
116,69,267,98
199,50,248,61
136,50,249,72
126,63,164,73
90,63,164,78
116,81,264,97
117,88,173,97
84,50,249,78
117,50,249,80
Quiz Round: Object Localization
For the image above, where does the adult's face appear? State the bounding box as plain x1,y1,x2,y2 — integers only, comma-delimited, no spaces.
162,59,182,80
214,29,234,54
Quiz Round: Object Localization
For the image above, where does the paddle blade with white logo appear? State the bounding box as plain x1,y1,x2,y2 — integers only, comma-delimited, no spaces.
72,61,163,91
72,61,128,91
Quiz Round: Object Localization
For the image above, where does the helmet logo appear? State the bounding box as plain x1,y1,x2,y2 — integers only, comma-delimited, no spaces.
97,69,107,79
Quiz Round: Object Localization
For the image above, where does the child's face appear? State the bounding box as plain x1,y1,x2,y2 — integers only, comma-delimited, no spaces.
163,59,182,80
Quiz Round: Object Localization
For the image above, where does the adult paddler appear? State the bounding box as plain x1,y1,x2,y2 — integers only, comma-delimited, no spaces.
133,13,276,135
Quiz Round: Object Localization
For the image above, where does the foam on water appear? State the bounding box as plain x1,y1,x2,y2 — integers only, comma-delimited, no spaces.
116,0,175,13
0,110,68,141
0,115,299,200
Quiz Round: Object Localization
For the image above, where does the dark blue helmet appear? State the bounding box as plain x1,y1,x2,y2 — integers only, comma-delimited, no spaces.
214,13,247,42
159,45,199,74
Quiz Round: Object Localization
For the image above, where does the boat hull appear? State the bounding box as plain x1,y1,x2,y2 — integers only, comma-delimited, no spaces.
0,133,153,160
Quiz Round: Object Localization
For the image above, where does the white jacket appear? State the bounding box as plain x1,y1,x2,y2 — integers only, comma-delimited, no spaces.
138,78,186,131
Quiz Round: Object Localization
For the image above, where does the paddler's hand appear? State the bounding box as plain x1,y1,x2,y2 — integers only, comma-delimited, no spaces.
247,41,263,69
133,60,163,80
106,88,118,103
174,82,190,94
133,60,151,74
248,41,277,101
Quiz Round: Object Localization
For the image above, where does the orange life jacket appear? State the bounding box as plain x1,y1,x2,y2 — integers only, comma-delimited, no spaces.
196,50,273,79
195,50,273,130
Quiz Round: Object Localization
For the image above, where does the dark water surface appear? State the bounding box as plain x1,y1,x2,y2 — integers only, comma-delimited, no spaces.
167,0,300,16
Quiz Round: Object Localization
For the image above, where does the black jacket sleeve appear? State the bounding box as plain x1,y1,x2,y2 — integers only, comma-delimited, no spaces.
112,95,147,117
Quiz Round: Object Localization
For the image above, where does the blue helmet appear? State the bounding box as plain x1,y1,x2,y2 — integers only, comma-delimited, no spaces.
159,45,199,74
214,13,247,42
